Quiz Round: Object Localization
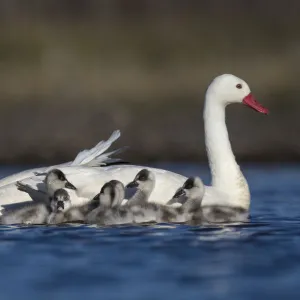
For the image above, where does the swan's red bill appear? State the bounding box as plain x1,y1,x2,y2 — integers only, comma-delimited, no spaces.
243,93,269,114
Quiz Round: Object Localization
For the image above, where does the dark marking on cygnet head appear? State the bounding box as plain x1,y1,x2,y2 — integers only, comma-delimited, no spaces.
109,180,121,187
52,189,70,211
48,169,77,190
126,169,150,188
173,177,195,198
51,169,67,181
136,169,150,181
100,180,120,200
53,189,70,201
183,178,195,190
57,200,64,210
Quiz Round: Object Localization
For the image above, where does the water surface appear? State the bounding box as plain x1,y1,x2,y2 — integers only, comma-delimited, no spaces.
0,163,299,300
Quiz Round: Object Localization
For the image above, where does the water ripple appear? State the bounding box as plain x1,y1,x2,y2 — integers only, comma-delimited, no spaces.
0,164,300,299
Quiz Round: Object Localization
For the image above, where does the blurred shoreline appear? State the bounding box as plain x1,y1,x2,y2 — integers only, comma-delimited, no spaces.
0,1,299,163
0,97,298,164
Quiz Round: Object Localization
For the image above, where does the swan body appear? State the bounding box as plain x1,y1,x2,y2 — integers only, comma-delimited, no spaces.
0,74,268,213
8,165,225,207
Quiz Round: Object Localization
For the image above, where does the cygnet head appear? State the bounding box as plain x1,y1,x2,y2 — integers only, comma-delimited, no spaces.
173,177,205,201
206,74,269,114
126,169,155,193
45,169,77,195
96,180,125,208
50,189,72,212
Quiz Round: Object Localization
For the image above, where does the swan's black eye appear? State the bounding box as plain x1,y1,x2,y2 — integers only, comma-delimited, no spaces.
236,84,242,89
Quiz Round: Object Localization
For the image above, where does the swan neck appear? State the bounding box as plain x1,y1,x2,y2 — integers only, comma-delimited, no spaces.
204,99,235,178
204,95,249,209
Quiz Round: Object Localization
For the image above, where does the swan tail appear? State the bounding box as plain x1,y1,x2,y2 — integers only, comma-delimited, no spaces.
83,146,129,167
71,130,127,167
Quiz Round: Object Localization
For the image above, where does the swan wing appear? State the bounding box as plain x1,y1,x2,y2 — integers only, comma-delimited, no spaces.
71,130,127,167
0,130,125,188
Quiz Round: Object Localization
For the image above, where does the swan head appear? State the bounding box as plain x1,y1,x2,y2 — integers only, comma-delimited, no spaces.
50,189,72,212
45,169,77,195
126,169,155,193
97,180,125,208
207,74,269,114
173,177,205,201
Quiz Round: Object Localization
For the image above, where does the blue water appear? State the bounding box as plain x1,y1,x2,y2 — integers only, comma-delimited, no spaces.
0,163,300,300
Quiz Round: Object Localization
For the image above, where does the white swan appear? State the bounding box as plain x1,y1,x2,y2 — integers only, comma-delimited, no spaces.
0,74,268,211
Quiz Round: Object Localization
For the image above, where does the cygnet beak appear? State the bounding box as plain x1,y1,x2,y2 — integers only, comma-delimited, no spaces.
126,181,138,188
57,201,64,211
173,188,186,198
65,181,77,190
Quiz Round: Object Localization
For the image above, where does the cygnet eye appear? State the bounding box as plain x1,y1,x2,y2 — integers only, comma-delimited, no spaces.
236,83,242,89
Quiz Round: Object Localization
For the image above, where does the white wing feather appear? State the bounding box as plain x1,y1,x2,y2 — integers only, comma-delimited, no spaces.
0,130,125,188
71,130,124,167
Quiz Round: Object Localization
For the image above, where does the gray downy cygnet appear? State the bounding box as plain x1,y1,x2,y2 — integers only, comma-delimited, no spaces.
125,169,193,224
0,200,51,225
173,177,248,224
16,168,77,203
86,180,133,226
171,176,205,224
126,169,155,206
47,188,72,224
45,169,77,198
126,169,161,223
